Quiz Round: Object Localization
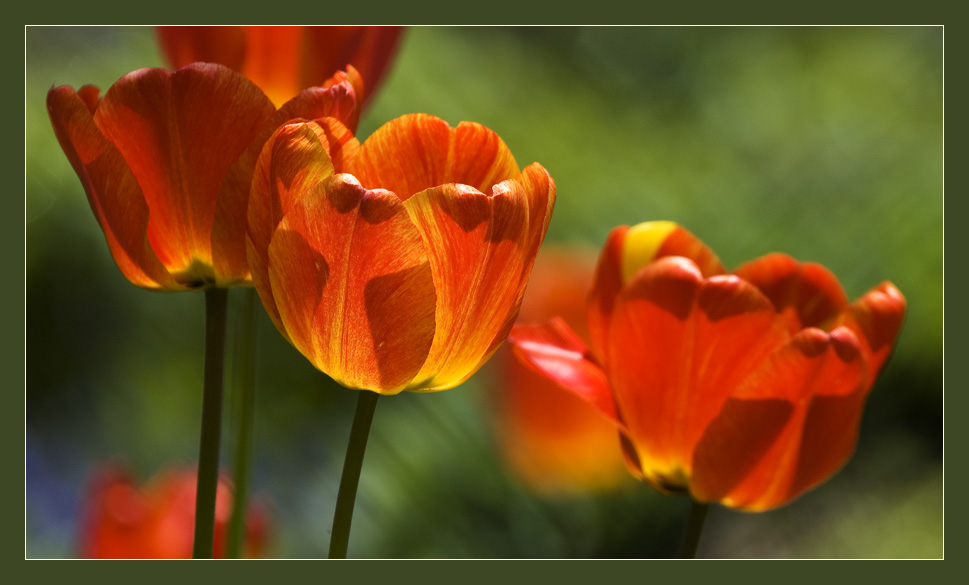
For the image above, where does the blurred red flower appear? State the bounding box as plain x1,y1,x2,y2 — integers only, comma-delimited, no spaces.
157,26,404,107
492,247,630,495
510,221,906,511
80,466,268,559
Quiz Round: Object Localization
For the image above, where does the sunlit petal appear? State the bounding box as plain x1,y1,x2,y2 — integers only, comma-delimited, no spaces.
267,175,435,394
94,63,275,286
348,113,520,201
46,85,180,290
509,318,618,423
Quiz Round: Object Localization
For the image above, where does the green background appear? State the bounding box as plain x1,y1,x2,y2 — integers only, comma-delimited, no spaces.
25,26,942,558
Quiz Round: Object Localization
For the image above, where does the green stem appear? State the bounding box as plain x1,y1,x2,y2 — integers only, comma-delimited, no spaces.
328,390,380,559
226,288,258,559
678,500,709,559
192,288,228,559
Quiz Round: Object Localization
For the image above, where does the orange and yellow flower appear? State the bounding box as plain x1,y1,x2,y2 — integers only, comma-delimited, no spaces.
47,62,362,291
80,466,268,559
492,247,630,495
247,113,555,394
510,221,906,511
157,26,404,108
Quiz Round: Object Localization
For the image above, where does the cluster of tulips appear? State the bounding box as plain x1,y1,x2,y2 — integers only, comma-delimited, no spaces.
46,26,905,559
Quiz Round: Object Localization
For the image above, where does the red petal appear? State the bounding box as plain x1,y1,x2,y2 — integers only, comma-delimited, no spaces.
46,85,180,290
509,318,618,423
587,226,628,365
588,222,724,366
348,114,520,201
734,253,849,330
692,327,868,510
835,281,907,382
94,64,275,286
497,328,627,494
272,72,363,136
267,175,435,394
247,121,337,337
607,257,788,491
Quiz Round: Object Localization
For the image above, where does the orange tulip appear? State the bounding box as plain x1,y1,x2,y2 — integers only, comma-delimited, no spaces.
80,466,268,559
47,62,362,291
492,247,630,495
510,221,906,511
247,113,556,394
157,26,404,108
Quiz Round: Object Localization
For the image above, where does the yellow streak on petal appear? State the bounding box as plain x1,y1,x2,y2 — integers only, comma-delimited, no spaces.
620,221,679,283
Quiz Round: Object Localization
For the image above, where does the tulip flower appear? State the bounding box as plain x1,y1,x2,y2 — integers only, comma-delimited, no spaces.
47,62,363,291
157,26,404,108
248,113,556,395
510,221,906,512
80,466,268,559
492,247,629,495
47,62,362,558
246,112,555,557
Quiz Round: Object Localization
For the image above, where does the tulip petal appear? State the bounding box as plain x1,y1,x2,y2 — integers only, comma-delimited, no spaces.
94,64,275,286
835,281,907,380
247,121,340,336
348,114,520,201
158,26,403,108
402,164,553,391
734,253,849,331
692,327,868,510
298,26,404,107
46,85,180,290
607,256,788,491
267,175,435,393
588,222,725,366
509,318,618,423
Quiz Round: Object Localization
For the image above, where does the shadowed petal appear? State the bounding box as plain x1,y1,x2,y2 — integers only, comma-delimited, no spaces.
477,164,556,363
509,318,618,423
399,164,553,391
46,85,179,290
247,121,338,336
692,327,868,510
267,175,435,393
607,256,788,491
734,253,849,331
94,63,274,286
834,281,907,381
402,181,530,390
348,114,520,201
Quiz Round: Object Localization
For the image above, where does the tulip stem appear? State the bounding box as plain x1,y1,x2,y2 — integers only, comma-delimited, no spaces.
192,288,229,559
329,390,380,559
678,500,709,559
227,288,258,558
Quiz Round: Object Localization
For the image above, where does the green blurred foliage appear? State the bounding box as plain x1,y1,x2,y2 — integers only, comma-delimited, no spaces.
25,26,941,558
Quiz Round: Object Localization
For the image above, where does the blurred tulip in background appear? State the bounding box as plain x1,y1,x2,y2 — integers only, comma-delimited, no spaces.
492,247,630,495
80,466,268,558
157,26,404,108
